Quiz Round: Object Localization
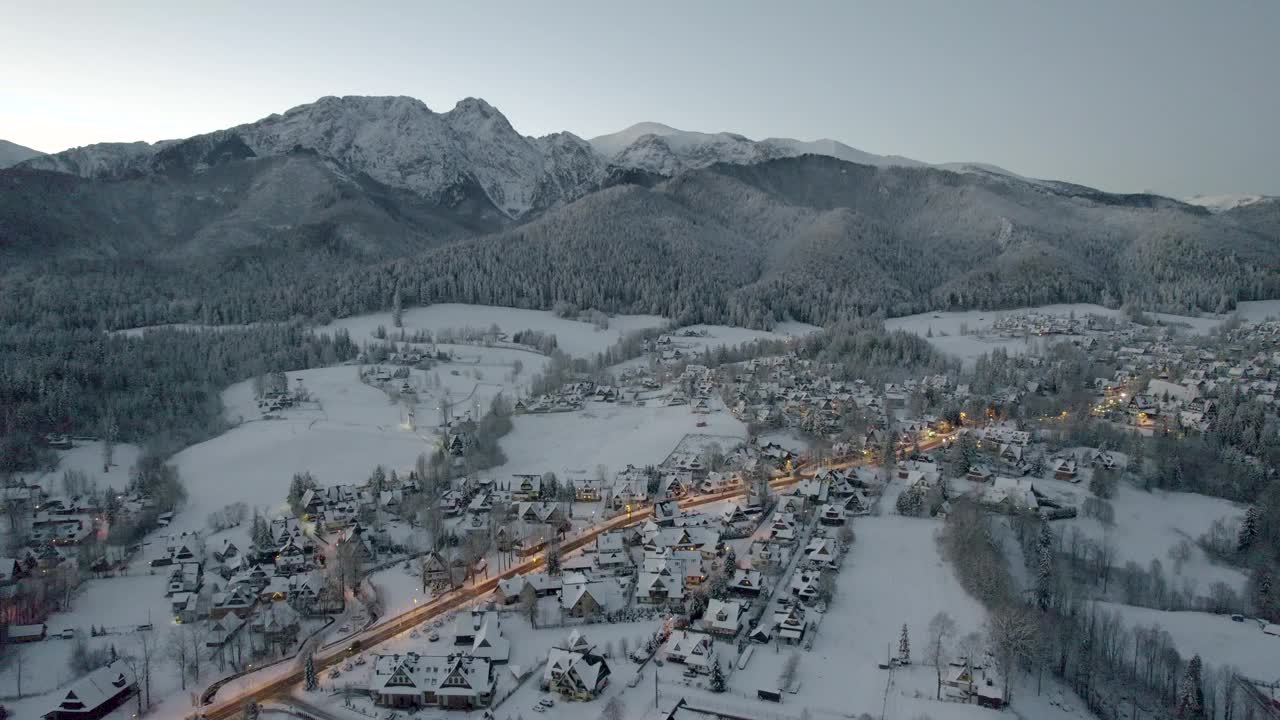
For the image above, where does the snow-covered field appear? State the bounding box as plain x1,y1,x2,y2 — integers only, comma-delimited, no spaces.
316,304,668,359
1,571,182,720
1033,477,1248,594
173,366,444,540
1235,299,1280,323
495,401,747,479
16,439,143,493
1098,603,1279,679
886,304,1224,366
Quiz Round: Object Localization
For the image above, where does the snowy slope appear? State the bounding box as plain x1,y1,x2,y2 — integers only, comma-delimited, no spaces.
0,138,44,167
1182,193,1276,213
590,121,1029,180
18,140,165,177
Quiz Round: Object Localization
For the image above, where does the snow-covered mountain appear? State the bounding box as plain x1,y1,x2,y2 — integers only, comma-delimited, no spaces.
21,96,605,219
0,139,44,168
588,122,1026,179
1182,194,1276,213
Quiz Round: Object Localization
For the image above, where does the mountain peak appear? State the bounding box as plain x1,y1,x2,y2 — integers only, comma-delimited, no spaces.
0,139,45,168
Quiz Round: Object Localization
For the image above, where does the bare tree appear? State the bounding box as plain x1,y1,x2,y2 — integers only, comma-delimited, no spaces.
165,627,190,690
986,605,1039,704
601,696,624,720
135,629,158,708
927,611,957,699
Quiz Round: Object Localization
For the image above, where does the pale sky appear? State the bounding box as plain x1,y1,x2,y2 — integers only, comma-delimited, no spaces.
2,0,1277,197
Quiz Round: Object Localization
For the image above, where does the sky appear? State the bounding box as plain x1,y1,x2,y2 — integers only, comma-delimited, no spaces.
2,0,1278,198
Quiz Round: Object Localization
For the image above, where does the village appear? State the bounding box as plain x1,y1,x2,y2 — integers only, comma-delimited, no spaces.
3,302,1280,720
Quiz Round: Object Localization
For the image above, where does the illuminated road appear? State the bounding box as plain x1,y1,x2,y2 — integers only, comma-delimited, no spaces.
196,433,952,718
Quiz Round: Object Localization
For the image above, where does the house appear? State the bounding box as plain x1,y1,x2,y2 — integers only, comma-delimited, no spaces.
43,659,137,720
207,614,245,647
456,610,510,663
728,569,765,597
542,633,612,700
802,539,838,570
1051,457,1078,481
817,503,846,526
210,585,256,619
559,576,628,619
510,474,543,501
775,605,810,644
982,477,1039,513
250,602,301,647
9,623,47,643
493,572,562,605
636,570,684,604
663,630,717,673
368,652,496,710
0,556,24,585
701,599,745,636
652,500,681,526
789,572,821,604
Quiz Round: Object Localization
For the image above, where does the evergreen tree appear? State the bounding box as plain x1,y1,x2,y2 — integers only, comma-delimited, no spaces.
251,510,272,552
544,536,561,576
898,623,911,664
303,651,318,691
709,657,726,692
1175,654,1205,718
391,289,403,328
1237,505,1259,553
722,547,737,575
1035,523,1055,610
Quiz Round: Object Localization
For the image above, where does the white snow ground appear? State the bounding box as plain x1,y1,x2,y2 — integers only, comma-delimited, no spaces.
316,304,668,359
886,304,1224,367
1032,477,1248,595
1098,602,1279,679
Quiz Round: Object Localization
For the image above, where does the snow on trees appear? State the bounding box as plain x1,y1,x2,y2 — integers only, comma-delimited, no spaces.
898,623,911,664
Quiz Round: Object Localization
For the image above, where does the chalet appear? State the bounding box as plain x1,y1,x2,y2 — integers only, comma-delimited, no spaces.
250,602,301,646
966,465,993,483
573,480,602,502
274,536,309,572
1052,457,1078,481
728,569,765,596
802,539,838,570
789,572,821,604
43,659,137,720
206,614,245,647
210,585,256,619
212,539,240,563
652,500,681,526
0,556,24,585
701,599,745,636
510,474,543,501
368,652,496,710
663,630,717,673
543,636,611,700
493,572,562,605
166,563,202,596
818,503,846,526
636,569,684,604
982,477,1039,514
454,610,510,663
559,576,628,619
775,605,810,645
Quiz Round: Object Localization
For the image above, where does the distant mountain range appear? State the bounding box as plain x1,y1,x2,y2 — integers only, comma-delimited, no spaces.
2,95,1277,327
0,139,43,168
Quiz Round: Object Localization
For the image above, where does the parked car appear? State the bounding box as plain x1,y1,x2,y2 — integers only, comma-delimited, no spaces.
538,698,555,709
428,631,440,642
329,669,340,679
